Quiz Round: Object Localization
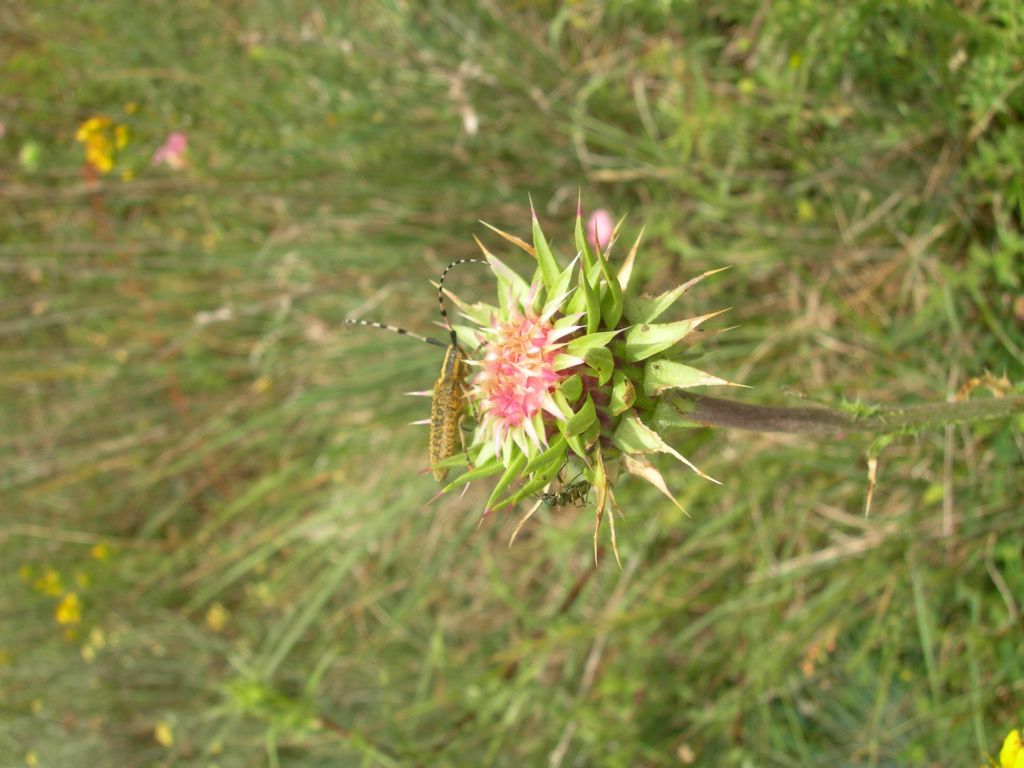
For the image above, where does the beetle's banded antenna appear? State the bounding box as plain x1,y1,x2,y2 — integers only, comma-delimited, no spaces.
342,318,446,348
436,258,489,346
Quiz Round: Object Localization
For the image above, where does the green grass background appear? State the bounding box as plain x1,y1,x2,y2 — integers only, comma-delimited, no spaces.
2,1,1023,766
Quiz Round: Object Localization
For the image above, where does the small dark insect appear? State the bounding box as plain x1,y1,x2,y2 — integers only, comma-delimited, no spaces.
539,478,592,508
344,258,487,481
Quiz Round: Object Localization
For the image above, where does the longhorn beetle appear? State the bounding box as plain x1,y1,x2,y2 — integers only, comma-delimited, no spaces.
344,258,487,481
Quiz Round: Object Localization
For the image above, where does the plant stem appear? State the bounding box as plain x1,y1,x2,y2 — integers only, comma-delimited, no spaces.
666,393,1024,436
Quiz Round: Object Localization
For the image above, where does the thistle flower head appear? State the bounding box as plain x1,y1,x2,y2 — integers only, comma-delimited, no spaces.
438,200,737,563
471,285,581,465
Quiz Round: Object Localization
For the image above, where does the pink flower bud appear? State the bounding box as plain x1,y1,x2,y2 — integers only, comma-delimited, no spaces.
586,208,614,250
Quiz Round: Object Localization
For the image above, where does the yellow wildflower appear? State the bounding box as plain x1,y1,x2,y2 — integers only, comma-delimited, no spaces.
90,543,110,560
75,116,124,174
34,569,63,597
25,751,38,768
1001,730,1024,768
80,626,107,663
88,627,106,649
154,721,174,748
75,116,110,142
85,139,114,173
205,602,229,633
55,592,81,625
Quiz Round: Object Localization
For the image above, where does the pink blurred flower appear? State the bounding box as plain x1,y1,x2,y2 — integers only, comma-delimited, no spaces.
151,132,188,169
586,208,614,251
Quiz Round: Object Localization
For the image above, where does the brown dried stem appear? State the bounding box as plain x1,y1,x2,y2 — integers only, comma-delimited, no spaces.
666,393,1024,436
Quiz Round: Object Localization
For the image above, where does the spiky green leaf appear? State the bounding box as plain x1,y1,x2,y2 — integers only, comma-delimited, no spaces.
580,262,602,335
521,434,568,476
597,248,624,329
551,388,575,421
574,203,596,273
566,263,588,316
492,457,564,511
565,394,597,437
566,329,621,358
549,255,578,309
442,288,498,329
650,398,698,431
623,309,728,362
616,227,644,292
483,452,529,512
585,346,614,386
611,413,719,483
644,359,745,396
442,457,506,494
452,323,480,349
559,373,583,402
531,209,561,293
566,433,588,460
474,239,531,311
622,267,730,325
610,372,636,416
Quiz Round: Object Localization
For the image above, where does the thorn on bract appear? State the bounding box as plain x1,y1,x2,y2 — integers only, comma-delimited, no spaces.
477,508,494,530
